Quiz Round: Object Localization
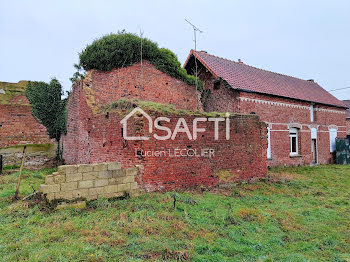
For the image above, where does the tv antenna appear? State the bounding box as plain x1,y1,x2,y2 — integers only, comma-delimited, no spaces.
185,19,203,111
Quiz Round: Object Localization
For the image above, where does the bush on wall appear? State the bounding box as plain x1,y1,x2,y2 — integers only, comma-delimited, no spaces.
78,32,202,88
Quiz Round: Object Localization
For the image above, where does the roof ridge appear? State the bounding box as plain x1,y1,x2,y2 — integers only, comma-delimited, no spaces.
195,51,317,85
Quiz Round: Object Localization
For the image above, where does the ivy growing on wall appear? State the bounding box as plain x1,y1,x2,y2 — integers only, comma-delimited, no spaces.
78,31,202,89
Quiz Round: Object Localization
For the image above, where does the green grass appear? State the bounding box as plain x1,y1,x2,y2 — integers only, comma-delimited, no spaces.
0,165,349,261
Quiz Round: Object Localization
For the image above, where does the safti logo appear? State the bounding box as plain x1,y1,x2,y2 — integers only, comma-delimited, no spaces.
120,107,231,141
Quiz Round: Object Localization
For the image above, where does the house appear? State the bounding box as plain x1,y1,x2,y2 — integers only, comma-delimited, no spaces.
184,50,348,166
0,81,55,166
343,100,350,139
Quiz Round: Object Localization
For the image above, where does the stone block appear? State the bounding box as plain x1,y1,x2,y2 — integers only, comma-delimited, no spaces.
45,175,54,185
58,165,78,174
66,173,82,182
93,163,107,172
55,191,74,200
95,179,108,187
56,201,86,210
109,177,124,185
41,184,60,194
112,169,124,177
125,167,138,176
72,189,89,199
86,195,98,200
99,192,123,198
82,172,98,180
46,193,55,201
118,183,130,192
130,182,138,190
107,162,121,171
78,180,94,189
105,185,119,194
78,164,93,173
89,187,105,196
61,182,78,191
54,175,65,184
123,176,135,183
52,172,59,176
98,170,112,179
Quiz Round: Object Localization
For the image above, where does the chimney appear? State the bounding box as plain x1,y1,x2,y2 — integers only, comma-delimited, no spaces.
238,59,243,64
307,79,314,82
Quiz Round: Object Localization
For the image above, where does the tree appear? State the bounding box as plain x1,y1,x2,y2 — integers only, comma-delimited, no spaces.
26,78,67,161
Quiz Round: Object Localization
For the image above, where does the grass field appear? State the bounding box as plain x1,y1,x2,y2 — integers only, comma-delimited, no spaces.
0,165,349,261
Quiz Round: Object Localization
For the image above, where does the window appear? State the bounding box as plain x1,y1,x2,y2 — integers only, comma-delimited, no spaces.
329,128,337,152
310,104,314,122
289,128,299,156
267,127,271,159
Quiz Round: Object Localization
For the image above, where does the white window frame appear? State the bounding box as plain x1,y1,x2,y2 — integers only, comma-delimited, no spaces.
289,127,299,156
310,104,314,122
329,128,337,152
267,126,271,159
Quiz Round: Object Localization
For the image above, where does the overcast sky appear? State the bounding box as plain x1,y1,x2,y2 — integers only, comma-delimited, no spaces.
1,0,349,100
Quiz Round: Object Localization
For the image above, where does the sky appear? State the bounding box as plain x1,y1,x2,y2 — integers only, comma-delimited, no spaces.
0,0,349,100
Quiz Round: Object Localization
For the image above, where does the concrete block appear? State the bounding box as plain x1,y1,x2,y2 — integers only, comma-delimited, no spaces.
78,180,94,189
45,175,54,185
54,175,65,184
78,164,93,173
107,162,121,171
66,173,82,182
93,163,107,172
41,184,60,194
82,172,98,180
61,182,78,191
94,179,108,187
98,170,112,179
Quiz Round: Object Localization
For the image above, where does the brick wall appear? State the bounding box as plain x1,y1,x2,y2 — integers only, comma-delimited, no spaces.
347,119,350,136
197,69,347,166
85,61,202,111
63,82,268,192
40,162,139,201
0,81,53,148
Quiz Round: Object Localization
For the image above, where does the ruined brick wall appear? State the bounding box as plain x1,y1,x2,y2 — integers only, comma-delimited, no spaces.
199,78,347,166
0,81,53,147
63,83,268,191
40,162,139,201
84,61,201,111
0,81,55,166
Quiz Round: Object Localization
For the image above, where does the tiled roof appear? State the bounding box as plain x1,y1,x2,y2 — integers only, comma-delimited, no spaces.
343,100,350,118
184,50,347,108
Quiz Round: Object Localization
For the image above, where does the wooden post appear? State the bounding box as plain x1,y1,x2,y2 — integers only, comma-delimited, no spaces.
0,155,2,175
14,145,27,200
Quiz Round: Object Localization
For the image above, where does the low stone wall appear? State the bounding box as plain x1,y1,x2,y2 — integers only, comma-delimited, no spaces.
0,143,56,167
40,162,139,201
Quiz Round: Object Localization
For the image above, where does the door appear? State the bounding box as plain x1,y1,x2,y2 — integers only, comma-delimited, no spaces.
312,139,317,163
